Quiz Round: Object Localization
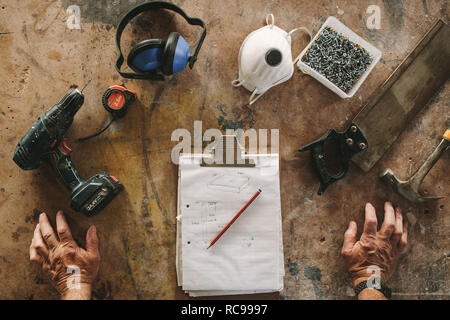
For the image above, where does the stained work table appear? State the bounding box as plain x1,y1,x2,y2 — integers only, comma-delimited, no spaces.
0,0,448,299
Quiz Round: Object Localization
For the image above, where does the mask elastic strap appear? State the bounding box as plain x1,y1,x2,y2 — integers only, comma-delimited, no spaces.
232,79,243,87
249,89,266,105
289,27,312,64
266,14,275,28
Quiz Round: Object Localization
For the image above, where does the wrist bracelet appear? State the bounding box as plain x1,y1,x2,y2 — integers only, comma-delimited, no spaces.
354,278,392,299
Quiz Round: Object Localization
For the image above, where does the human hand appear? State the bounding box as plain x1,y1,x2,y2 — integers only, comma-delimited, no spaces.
29,211,100,300
341,202,408,296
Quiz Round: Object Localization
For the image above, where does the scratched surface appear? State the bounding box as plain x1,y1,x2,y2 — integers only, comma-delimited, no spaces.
0,0,448,300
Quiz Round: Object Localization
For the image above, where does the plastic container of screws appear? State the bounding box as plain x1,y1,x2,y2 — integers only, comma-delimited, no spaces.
296,16,381,98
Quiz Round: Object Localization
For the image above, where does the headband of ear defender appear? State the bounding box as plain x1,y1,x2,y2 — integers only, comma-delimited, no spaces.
115,1,207,80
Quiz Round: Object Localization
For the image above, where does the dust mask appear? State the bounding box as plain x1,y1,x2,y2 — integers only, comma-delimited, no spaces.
232,14,311,105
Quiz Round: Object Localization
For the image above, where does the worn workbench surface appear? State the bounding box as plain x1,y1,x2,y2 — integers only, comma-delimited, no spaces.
0,0,448,300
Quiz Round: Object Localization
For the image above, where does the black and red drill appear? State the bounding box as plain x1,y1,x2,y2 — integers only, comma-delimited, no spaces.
12,87,124,216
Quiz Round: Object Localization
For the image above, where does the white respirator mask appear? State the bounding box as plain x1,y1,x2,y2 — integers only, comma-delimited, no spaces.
232,14,311,105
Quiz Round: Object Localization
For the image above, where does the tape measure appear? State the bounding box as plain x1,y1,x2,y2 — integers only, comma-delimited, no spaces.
102,85,137,118
78,85,137,142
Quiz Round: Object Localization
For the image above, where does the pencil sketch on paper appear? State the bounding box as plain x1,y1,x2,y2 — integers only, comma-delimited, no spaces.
186,201,223,244
190,200,255,248
207,173,250,193
199,201,222,244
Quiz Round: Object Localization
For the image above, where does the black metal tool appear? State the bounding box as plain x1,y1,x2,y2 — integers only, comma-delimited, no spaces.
299,123,368,195
13,87,123,216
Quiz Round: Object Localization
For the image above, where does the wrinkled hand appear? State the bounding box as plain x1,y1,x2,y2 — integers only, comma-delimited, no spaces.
29,211,100,300
341,202,408,291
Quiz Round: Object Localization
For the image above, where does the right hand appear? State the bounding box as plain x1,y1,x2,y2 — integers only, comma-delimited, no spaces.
29,211,100,300
341,202,408,288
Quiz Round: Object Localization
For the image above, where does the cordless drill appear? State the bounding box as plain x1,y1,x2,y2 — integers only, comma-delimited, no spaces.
13,88,124,216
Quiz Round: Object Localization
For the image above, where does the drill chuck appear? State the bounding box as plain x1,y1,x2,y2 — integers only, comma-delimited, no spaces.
45,89,84,135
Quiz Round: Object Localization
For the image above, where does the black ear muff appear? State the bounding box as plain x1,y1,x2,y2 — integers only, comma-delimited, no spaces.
127,39,165,73
161,32,180,75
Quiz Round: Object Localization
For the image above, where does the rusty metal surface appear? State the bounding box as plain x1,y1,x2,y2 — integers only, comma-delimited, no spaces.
0,0,448,300
352,19,450,172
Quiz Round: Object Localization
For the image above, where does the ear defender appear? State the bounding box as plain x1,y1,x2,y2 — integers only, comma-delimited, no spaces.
127,39,165,73
161,32,191,75
115,1,206,80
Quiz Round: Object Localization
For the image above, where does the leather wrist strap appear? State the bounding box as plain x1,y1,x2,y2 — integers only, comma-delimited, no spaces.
354,278,392,299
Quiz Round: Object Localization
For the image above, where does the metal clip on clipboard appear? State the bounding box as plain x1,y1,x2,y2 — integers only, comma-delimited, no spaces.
200,135,256,167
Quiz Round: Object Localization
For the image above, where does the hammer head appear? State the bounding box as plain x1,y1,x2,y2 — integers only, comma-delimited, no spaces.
380,168,444,203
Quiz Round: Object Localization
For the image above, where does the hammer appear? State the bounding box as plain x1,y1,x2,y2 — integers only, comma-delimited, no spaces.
380,128,449,203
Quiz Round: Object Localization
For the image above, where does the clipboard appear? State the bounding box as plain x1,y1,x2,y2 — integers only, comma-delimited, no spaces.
200,134,255,167
176,134,284,297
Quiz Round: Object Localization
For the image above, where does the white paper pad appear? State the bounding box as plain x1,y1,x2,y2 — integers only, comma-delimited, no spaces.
176,154,284,297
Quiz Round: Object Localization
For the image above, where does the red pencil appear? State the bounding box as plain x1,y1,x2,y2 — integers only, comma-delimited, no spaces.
207,189,262,249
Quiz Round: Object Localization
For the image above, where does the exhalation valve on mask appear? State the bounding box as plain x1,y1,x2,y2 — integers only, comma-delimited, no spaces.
232,14,312,105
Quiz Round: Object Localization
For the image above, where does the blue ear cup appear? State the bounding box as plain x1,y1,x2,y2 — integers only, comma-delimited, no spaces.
127,39,165,73
161,32,191,75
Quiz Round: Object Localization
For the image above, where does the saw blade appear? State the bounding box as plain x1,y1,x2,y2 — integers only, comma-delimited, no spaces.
352,19,450,172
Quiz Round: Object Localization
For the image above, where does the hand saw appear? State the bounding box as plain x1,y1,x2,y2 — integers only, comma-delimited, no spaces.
299,19,450,195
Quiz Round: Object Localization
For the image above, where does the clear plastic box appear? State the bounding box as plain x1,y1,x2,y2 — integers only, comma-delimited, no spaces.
296,16,382,98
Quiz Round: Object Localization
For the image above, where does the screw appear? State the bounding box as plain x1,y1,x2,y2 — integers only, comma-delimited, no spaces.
301,26,372,93
359,142,367,149
346,138,353,146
